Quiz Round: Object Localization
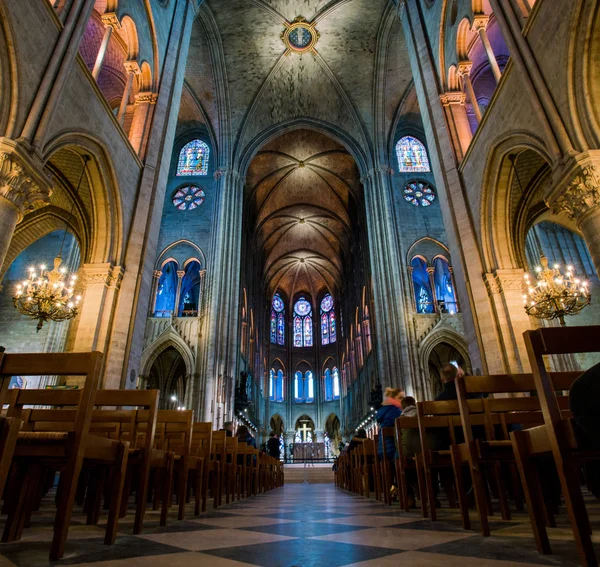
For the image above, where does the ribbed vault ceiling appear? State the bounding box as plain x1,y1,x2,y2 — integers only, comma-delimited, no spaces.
246,129,360,302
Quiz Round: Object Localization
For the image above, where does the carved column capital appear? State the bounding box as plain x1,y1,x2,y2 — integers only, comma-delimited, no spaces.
471,14,490,32
123,60,141,76
0,144,53,222
457,61,473,77
134,91,158,105
176,270,186,279
78,263,113,288
484,269,526,296
439,91,467,106
101,12,121,30
153,270,163,279
549,165,600,223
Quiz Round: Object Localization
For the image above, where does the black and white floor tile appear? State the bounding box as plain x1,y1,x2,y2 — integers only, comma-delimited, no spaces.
0,483,597,566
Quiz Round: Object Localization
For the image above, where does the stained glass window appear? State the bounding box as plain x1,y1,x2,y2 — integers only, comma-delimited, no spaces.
172,186,205,210
177,139,210,176
294,371,302,401
269,368,284,402
396,136,431,173
433,257,458,314
271,293,285,345
320,294,336,345
306,371,314,403
324,367,340,402
411,257,434,314
293,297,312,347
404,181,436,207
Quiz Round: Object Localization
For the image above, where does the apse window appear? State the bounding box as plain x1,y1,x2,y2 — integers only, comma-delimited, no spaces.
293,297,313,348
396,135,431,173
172,186,205,211
270,293,285,346
320,293,337,345
176,139,210,176
403,181,436,207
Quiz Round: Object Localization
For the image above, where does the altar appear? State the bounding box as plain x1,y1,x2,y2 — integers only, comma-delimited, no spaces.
292,442,325,461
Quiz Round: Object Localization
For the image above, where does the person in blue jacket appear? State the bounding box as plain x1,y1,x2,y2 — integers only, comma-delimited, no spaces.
376,387,404,460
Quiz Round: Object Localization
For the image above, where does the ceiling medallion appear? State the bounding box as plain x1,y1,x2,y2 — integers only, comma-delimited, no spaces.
281,16,319,55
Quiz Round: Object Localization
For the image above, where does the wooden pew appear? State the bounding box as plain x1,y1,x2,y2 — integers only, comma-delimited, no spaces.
517,326,600,567
0,352,117,560
394,415,427,514
358,438,381,500
379,427,395,505
191,422,212,513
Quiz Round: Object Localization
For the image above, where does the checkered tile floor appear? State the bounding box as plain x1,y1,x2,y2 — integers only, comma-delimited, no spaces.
0,483,597,566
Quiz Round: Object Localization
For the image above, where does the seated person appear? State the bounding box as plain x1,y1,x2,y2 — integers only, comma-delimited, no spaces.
376,387,404,460
236,425,256,448
348,428,367,452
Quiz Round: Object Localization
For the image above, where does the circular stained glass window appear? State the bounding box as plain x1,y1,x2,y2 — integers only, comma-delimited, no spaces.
294,298,312,316
272,294,284,313
403,181,436,207
320,294,334,312
172,186,205,211
288,26,313,49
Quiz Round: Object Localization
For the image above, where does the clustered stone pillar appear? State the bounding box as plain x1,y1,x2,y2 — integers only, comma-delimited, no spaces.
472,15,502,84
92,12,120,80
0,147,53,272
458,61,482,123
149,270,162,316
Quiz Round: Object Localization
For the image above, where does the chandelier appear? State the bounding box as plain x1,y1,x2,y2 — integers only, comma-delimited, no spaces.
12,155,89,331
523,255,591,326
13,257,81,332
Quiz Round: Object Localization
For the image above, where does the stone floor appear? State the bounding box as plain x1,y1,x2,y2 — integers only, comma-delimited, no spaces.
0,483,597,566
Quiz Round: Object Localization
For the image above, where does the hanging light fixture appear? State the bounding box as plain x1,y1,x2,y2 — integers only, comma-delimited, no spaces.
13,155,90,332
523,256,591,326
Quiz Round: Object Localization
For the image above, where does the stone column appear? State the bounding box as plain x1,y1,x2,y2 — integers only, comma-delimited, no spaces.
92,13,120,80
472,15,502,84
0,145,53,272
117,61,140,125
129,92,158,158
174,269,185,317
104,0,197,389
458,62,482,123
68,264,123,359
426,266,438,312
548,163,600,278
360,166,412,390
148,270,162,316
484,269,531,372
196,169,244,423
439,91,472,161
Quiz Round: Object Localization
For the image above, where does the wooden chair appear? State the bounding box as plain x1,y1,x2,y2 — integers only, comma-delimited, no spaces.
516,326,600,567
210,430,227,508
358,438,381,500
92,389,172,534
394,415,427,514
416,401,462,520
155,410,198,520
349,439,365,494
379,427,396,504
191,422,212,513
0,352,118,560
225,437,240,503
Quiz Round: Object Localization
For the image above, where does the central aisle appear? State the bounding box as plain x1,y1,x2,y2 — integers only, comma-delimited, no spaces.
0,484,586,566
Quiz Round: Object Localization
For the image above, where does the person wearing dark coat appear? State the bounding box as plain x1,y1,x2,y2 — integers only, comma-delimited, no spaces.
267,431,281,459
236,425,256,448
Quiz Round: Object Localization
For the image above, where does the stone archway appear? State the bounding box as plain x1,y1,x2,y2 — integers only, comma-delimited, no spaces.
294,415,315,443
147,346,187,409
427,341,469,398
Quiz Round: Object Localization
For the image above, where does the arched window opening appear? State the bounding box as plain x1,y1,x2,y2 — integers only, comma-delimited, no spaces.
411,257,434,314
293,297,313,347
293,370,314,403
433,257,458,314
320,293,336,345
176,139,210,176
270,293,285,345
269,368,284,402
324,367,341,402
179,261,201,316
154,260,178,317
396,136,431,173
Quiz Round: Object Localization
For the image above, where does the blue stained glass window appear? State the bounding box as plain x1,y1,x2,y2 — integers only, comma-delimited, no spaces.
404,181,436,207
293,297,312,347
333,367,340,399
270,313,277,344
320,294,336,345
324,367,340,402
306,371,314,402
396,136,431,173
271,293,285,345
411,257,434,314
433,257,458,314
154,261,178,317
177,139,210,176
269,368,284,402
172,185,205,210
294,371,302,401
